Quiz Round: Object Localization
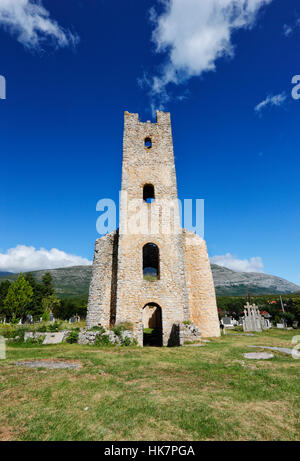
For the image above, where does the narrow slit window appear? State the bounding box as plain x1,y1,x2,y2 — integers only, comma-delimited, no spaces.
143,243,159,281
144,137,152,149
143,184,155,203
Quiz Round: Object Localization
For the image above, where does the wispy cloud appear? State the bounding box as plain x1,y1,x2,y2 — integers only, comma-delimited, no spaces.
0,245,91,273
254,92,287,113
141,0,273,109
210,253,264,273
0,0,79,50
283,18,300,37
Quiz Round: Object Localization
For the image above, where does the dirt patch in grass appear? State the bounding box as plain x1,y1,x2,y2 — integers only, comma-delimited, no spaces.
129,418,190,441
0,424,14,441
210,398,298,440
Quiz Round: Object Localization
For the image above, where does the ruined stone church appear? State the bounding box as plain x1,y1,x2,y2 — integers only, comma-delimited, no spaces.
86,110,220,345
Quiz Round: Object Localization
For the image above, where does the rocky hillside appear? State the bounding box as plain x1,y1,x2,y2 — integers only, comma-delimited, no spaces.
1,264,299,298
210,264,300,296
0,266,93,298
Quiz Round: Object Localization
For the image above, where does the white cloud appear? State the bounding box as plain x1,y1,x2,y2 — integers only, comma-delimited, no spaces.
0,245,91,273
283,24,293,37
0,0,79,49
210,253,264,272
283,18,300,37
254,92,287,113
143,0,272,106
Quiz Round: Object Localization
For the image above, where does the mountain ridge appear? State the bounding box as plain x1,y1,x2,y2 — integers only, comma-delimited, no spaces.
0,264,299,298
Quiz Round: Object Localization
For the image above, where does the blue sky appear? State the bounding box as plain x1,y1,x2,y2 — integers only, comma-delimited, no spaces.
0,0,299,285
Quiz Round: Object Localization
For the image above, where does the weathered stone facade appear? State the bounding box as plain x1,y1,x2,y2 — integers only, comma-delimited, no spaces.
87,110,220,345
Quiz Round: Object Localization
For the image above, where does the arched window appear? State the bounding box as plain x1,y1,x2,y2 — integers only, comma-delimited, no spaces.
143,243,159,280
143,184,155,203
144,137,152,149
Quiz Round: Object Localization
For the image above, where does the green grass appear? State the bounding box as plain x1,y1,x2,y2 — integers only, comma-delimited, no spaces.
0,329,299,441
143,275,158,282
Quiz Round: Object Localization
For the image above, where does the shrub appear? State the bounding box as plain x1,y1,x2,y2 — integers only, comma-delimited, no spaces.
42,312,50,322
48,321,61,332
66,328,79,344
112,326,122,337
121,336,137,347
25,336,44,345
119,321,133,331
183,321,191,325
94,333,111,346
112,322,133,337
90,325,106,333
4,326,27,341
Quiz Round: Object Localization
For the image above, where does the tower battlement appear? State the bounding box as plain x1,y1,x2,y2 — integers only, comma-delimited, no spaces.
124,110,171,127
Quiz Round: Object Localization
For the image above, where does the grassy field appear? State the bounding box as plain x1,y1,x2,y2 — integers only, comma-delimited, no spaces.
0,329,299,441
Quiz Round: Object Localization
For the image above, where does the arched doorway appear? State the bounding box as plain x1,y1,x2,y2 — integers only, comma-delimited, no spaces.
142,303,162,346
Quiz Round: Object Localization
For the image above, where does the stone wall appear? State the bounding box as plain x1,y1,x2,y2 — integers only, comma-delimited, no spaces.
179,322,202,344
86,231,118,329
183,230,220,338
78,328,135,345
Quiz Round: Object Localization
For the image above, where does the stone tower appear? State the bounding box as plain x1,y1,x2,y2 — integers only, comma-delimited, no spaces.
87,110,220,345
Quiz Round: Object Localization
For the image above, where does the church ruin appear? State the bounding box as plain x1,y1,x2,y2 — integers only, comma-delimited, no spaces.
86,110,220,345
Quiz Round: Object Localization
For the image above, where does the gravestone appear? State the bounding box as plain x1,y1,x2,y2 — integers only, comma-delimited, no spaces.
248,345,293,356
15,360,81,369
222,316,232,325
69,316,76,324
26,315,33,324
222,316,234,329
242,302,265,332
43,332,65,345
261,317,271,329
244,352,274,360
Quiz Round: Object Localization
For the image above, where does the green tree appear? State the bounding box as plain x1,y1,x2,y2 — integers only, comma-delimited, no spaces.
24,272,45,318
4,273,33,321
41,272,54,298
281,311,295,327
53,297,87,320
42,294,61,316
24,272,36,289
0,280,12,318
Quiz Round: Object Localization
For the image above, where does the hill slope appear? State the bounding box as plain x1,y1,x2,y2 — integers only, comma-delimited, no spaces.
0,266,92,298
210,264,300,296
0,264,299,298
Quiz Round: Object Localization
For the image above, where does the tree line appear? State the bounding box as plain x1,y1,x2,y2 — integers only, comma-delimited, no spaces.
0,272,87,323
217,294,300,326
